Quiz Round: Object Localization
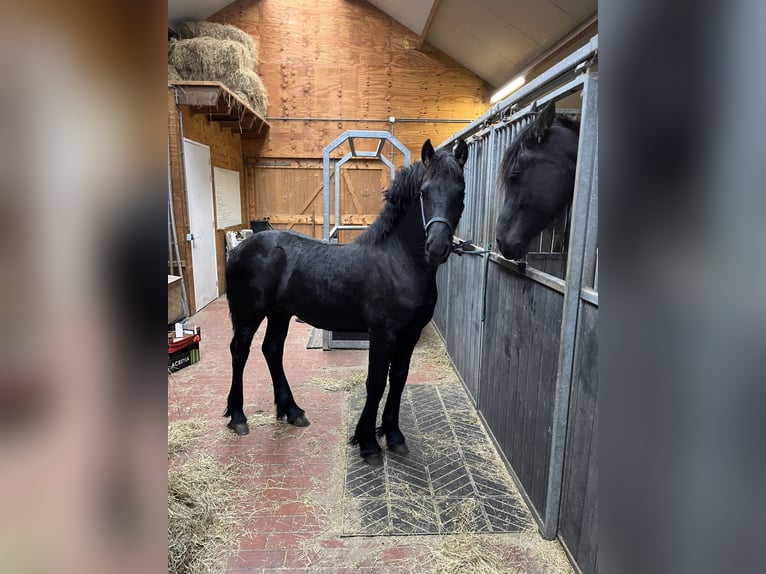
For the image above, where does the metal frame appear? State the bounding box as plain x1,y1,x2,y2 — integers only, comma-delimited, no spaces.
322,130,411,242
543,70,598,539
433,36,599,548
321,130,411,350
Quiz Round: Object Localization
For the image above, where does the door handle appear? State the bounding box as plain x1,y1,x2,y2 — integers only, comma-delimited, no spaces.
186,233,194,244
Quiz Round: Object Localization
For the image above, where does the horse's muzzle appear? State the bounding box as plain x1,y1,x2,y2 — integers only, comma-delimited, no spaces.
496,236,527,261
425,237,452,265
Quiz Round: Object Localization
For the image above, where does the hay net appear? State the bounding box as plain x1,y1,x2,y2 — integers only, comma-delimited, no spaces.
168,21,268,117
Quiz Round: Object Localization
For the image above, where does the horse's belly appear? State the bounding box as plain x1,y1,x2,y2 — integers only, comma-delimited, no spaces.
279,292,366,332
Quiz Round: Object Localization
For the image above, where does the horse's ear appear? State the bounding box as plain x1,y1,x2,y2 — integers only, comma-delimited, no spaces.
532,101,556,144
454,139,468,168
421,139,435,167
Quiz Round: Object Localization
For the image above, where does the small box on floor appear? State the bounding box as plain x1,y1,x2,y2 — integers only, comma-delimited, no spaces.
168,326,201,372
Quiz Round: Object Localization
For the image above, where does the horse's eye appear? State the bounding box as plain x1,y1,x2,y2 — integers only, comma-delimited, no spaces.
509,171,521,182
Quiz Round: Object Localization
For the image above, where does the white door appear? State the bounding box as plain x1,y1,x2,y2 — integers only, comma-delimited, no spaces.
183,139,218,311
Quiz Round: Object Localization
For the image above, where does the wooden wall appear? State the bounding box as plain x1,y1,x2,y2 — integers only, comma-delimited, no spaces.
168,87,248,313
208,0,491,233
171,0,490,312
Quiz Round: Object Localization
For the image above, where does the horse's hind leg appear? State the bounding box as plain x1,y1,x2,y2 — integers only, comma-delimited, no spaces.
225,315,263,436
262,310,309,427
379,331,420,454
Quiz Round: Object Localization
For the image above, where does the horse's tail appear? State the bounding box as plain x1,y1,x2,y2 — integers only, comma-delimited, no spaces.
225,242,247,322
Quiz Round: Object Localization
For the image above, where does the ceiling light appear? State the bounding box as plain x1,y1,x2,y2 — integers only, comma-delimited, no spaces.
490,76,526,104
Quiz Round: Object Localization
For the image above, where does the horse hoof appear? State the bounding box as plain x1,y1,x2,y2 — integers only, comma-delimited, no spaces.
364,453,383,467
289,414,310,427
228,421,250,436
389,443,409,455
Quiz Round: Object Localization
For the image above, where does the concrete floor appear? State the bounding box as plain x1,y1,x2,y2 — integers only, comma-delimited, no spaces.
168,296,573,573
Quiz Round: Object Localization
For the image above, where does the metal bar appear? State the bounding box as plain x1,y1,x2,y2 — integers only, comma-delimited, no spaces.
580,287,598,306
594,249,598,291
323,131,411,242
582,153,599,289
488,253,567,295
471,75,586,141
266,116,473,123
335,225,369,231
437,36,597,148
379,155,396,181
323,154,331,240
335,153,353,237
375,138,385,157
542,70,598,540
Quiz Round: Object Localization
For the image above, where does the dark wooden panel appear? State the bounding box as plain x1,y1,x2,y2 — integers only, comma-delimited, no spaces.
559,301,598,574
530,287,564,514
442,253,483,401
477,262,564,517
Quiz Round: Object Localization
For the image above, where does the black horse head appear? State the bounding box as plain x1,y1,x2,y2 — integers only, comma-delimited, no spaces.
495,101,579,262
420,138,469,265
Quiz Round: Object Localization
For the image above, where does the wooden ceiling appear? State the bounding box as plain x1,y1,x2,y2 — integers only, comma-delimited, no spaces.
367,0,597,88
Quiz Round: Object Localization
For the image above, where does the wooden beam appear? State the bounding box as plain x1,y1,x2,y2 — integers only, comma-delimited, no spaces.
416,0,442,50
170,81,270,130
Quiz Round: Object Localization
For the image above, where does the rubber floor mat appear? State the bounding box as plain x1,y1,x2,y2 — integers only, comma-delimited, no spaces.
342,383,532,536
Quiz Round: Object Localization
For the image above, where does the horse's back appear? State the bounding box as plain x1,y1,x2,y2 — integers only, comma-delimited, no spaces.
225,230,358,319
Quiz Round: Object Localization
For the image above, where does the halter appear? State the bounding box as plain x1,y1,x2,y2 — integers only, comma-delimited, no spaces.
419,191,454,237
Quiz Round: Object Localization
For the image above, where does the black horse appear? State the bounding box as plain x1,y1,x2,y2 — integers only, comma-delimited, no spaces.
495,101,580,264
224,139,468,465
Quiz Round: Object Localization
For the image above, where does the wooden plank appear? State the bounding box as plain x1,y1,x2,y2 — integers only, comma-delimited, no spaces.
529,288,559,515
517,280,544,500
171,81,270,131
172,83,223,107
531,288,564,512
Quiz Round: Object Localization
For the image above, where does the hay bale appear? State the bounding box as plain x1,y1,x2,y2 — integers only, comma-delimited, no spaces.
168,37,255,78
179,21,257,65
168,38,268,116
224,69,269,116
168,63,183,82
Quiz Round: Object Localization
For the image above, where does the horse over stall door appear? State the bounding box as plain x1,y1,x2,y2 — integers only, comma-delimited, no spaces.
183,138,218,311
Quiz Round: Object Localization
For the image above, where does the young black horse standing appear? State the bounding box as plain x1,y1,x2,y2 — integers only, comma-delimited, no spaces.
225,139,468,465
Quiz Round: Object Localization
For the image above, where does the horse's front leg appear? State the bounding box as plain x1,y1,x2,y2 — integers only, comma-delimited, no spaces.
379,330,421,454
352,334,394,466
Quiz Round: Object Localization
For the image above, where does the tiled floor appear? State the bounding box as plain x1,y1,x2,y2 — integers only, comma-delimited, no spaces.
168,296,573,573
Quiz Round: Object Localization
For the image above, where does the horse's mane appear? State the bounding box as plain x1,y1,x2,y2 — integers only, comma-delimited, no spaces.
499,115,580,193
356,149,463,245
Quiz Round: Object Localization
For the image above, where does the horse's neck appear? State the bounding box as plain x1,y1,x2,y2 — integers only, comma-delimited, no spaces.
389,197,430,270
